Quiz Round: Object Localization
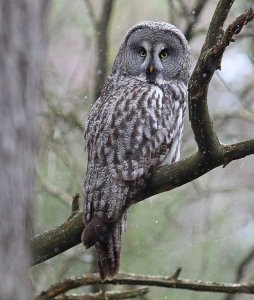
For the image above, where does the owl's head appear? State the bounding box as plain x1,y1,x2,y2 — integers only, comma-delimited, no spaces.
112,21,191,85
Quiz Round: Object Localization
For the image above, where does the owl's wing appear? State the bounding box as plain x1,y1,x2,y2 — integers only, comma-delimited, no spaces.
84,97,102,151
84,78,186,223
83,79,186,279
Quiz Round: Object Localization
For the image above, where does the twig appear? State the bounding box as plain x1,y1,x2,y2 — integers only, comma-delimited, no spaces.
35,273,254,300
212,9,254,68
71,193,80,213
68,193,81,220
54,287,149,299
171,267,182,280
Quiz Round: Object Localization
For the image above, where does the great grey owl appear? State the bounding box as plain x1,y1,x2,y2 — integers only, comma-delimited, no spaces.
82,21,191,281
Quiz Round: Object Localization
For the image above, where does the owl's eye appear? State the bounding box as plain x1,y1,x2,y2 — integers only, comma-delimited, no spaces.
139,48,147,57
159,49,168,59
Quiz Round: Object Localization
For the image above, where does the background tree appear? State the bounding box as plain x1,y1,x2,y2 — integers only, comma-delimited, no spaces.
0,1,49,299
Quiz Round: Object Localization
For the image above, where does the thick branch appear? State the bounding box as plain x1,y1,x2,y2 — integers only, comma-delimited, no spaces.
35,273,254,300
32,213,83,265
31,139,254,265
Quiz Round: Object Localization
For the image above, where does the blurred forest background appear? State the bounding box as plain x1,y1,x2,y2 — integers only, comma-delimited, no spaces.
31,1,254,299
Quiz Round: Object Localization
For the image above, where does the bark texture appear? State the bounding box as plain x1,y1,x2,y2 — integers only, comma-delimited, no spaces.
0,1,48,299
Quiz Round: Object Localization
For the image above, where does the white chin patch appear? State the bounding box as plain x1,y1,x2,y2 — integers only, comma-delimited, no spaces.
135,73,168,86
135,74,147,82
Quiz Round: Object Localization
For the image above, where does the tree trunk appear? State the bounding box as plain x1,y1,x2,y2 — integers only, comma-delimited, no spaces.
0,1,49,299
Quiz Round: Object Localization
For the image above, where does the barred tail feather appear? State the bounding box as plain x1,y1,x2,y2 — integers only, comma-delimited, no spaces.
96,221,122,281
82,212,128,281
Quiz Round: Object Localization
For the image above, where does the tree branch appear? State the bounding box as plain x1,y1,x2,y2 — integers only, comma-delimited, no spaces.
204,0,235,49
53,287,149,300
31,138,254,265
188,0,248,155
35,273,254,300
32,213,83,265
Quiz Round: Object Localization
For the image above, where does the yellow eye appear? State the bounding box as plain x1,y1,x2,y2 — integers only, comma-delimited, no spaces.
160,50,168,59
139,49,146,57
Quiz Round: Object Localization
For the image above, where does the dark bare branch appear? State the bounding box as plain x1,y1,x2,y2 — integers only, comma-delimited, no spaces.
35,273,254,300
188,6,253,155
212,9,254,69
204,0,235,49
223,140,254,167
171,267,182,280
31,138,254,265
53,287,149,300
31,213,83,265
71,193,80,213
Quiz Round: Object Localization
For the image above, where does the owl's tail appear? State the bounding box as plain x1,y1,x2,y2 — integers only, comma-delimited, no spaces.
95,221,122,281
82,212,127,281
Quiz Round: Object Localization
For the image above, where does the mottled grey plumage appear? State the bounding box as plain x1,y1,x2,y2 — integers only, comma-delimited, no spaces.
82,21,191,281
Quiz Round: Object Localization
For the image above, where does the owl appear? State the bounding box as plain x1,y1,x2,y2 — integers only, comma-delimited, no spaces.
82,21,191,281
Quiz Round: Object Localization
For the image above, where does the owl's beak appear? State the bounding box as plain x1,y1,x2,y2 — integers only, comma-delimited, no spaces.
148,65,156,73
